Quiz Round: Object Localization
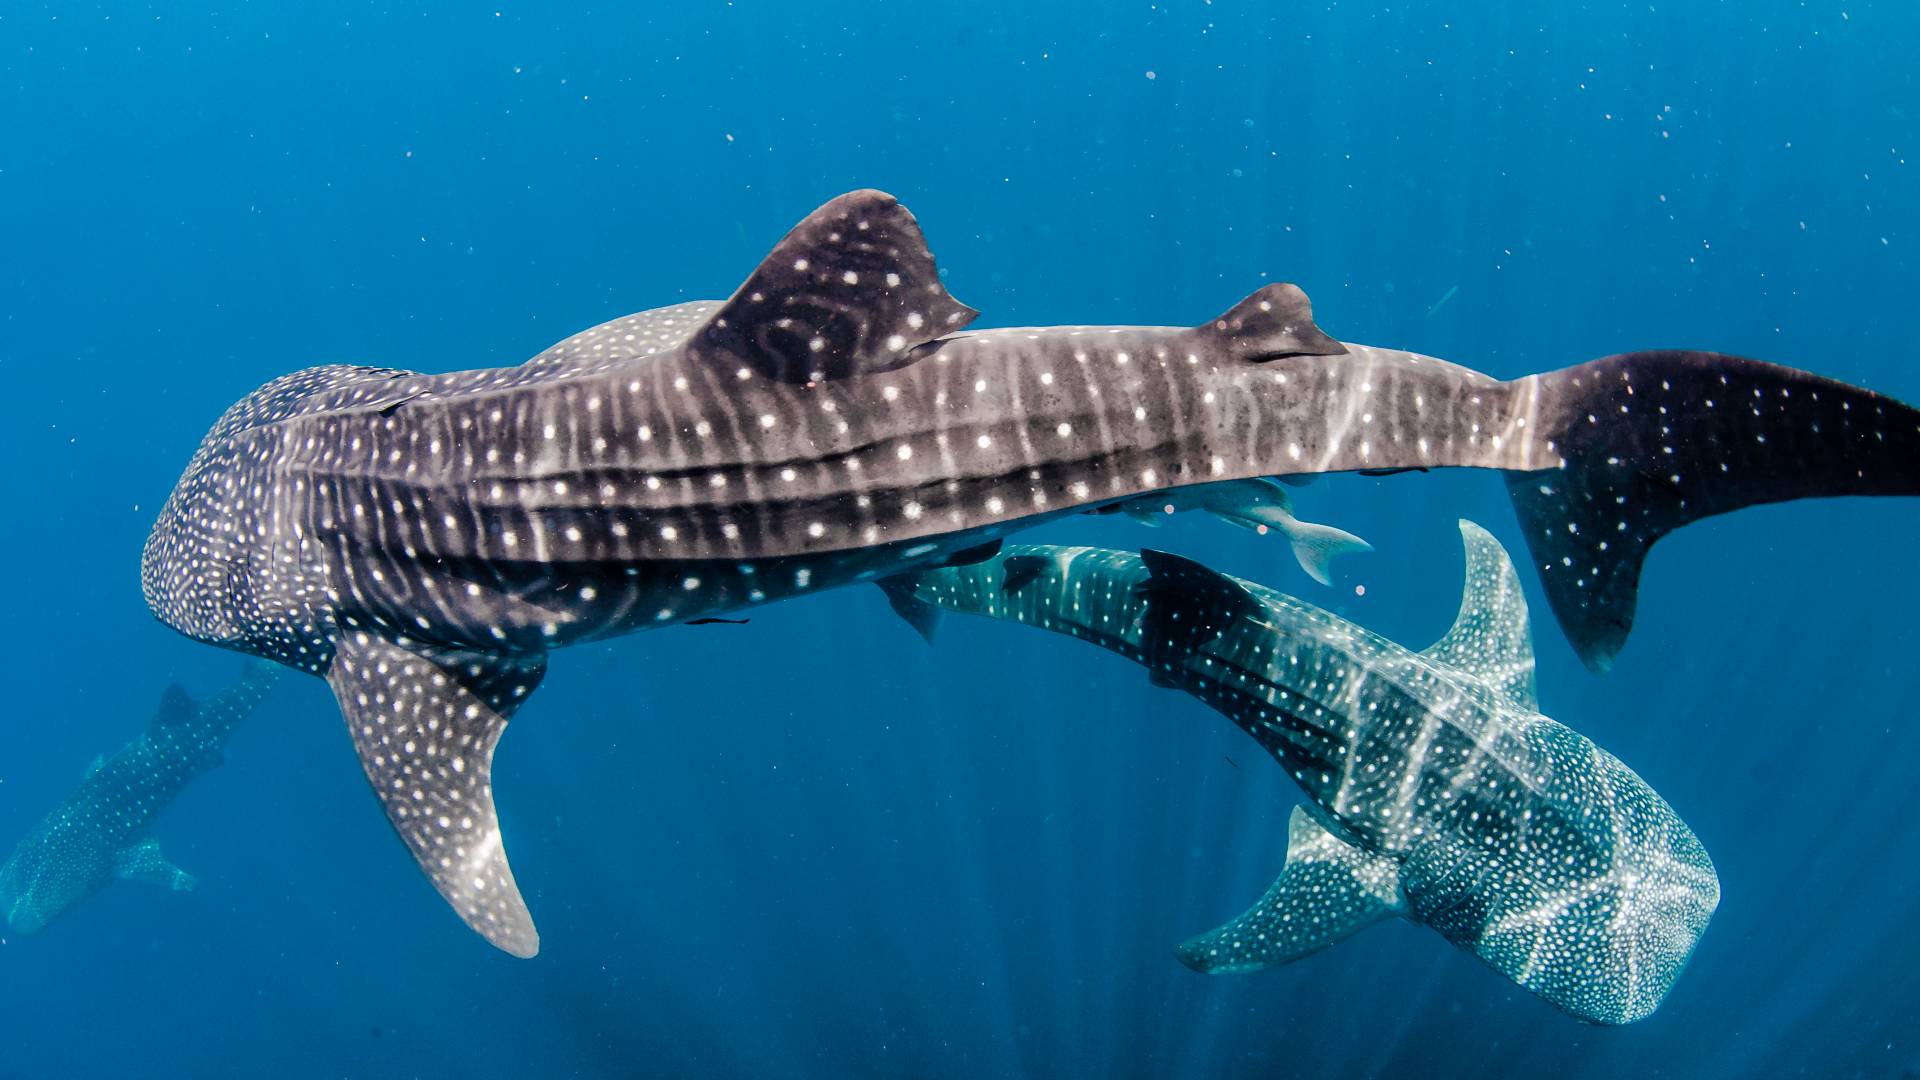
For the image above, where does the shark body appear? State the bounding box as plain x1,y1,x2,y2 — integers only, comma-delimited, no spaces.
895,530,1719,1025
0,664,279,934
139,189,1913,955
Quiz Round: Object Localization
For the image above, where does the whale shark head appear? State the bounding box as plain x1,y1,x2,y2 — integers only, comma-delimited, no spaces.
1462,762,1722,1025
0,817,111,935
142,363,420,654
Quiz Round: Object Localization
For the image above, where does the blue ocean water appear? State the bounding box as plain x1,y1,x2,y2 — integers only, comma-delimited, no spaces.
2,1,1916,1076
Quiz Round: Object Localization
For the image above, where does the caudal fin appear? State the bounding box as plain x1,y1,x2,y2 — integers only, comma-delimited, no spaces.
1509,350,1920,672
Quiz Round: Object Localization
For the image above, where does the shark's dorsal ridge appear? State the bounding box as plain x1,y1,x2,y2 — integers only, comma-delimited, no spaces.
696,189,978,383
1197,282,1345,362
327,633,547,958
1420,520,1538,710
1176,806,1402,974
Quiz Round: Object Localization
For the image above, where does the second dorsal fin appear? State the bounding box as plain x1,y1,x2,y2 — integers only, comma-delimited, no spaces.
1197,283,1345,362
697,189,979,383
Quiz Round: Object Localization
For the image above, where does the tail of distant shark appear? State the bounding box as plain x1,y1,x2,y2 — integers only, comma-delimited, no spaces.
1502,350,1920,672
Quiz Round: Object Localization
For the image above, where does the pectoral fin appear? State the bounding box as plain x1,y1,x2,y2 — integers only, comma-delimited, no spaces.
327,631,547,958
115,837,197,892
1176,807,1402,974
875,576,942,644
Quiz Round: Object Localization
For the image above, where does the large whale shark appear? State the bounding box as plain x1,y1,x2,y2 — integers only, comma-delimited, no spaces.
0,664,279,935
140,189,1909,955
891,528,1719,1024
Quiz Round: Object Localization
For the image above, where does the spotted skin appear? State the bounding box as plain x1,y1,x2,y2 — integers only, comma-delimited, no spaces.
899,528,1719,1025
140,189,1903,955
0,664,280,935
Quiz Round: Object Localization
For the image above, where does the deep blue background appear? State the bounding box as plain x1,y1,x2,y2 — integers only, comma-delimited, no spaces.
3,2,1917,1077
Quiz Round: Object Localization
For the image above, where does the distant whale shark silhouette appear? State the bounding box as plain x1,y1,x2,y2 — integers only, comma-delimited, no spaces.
892,528,1719,1025
0,664,279,935
140,189,1909,955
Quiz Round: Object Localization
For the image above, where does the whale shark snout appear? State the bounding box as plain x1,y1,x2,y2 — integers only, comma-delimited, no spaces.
0,853,60,935
4,895,50,935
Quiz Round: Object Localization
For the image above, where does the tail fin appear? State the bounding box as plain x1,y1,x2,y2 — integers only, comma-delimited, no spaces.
1508,350,1920,672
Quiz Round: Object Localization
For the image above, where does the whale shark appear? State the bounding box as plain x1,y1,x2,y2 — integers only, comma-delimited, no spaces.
0,663,280,935
891,528,1719,1024
139,188,1909,955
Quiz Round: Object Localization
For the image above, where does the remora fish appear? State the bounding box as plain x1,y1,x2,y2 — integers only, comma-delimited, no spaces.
0,664,280,934
1100,477,1371,585
892,530,1719,1024
140,189,1910,955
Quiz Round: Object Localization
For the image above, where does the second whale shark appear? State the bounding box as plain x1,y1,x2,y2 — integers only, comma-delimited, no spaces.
891,528,1719,1025
140,189,1905,954
0,664,280,935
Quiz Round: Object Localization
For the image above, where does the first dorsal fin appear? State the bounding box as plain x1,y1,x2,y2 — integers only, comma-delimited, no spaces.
154,684,198,730
1000,553,1054,594
1176,806,1403,973
1419,520,1538,709
697,190,979,383
1135,548,1266,657
1197,283,1345,363
327,632,548,958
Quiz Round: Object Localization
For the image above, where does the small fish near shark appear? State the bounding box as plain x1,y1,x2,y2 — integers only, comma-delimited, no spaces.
139,188,1916,955
892,529,1719,1025
1098,477,1370,585
0,664,280,935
